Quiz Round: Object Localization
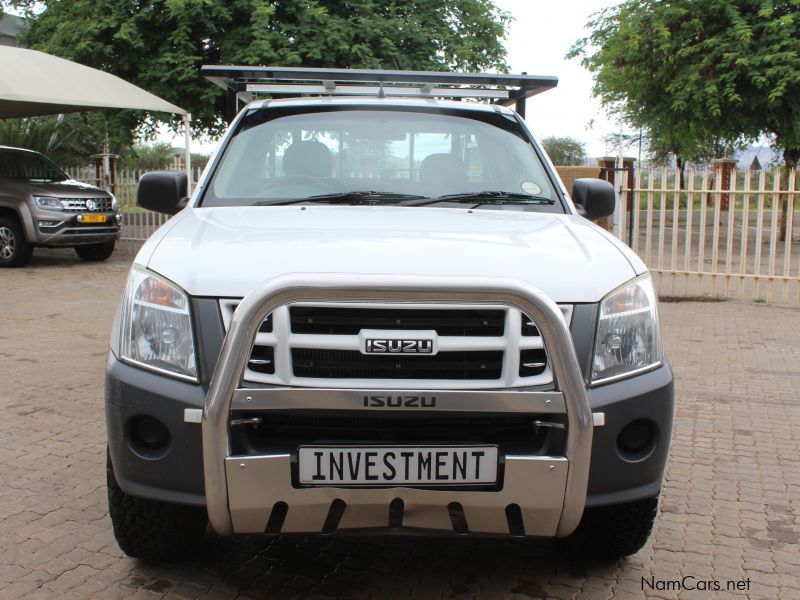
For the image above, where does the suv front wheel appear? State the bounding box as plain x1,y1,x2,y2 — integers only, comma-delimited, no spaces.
563,495,659,561
107,451,208,561
75,240,116,262
0,217,32,268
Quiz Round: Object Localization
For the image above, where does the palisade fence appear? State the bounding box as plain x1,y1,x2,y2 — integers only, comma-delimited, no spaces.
66,165,800,305
615,168,798,305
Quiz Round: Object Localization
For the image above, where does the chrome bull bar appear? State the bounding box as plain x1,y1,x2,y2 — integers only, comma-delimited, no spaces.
203,274,592,537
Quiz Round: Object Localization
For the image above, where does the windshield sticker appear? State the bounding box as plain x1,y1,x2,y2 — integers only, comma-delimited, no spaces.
521,181,541,195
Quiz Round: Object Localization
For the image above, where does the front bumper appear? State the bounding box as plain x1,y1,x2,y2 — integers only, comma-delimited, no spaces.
105,355,672,514
106,275,674,539
31,208,121,246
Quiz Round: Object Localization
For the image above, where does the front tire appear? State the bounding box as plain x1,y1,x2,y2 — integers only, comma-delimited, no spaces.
0,217,32,267
564,496,659,561
107,451,208,561
75,240,115,262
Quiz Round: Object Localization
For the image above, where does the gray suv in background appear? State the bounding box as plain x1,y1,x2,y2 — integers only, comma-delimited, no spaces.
0,146,121,267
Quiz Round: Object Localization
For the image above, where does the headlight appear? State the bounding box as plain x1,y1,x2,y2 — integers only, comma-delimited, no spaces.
119,266,197,381
34,195,65,210
110,194,119,211
591,274,662,384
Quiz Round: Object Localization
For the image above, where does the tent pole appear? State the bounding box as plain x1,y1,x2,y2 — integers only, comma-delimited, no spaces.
183,113,192,194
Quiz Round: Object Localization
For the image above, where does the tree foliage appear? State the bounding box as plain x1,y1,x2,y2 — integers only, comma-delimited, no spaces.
6,0,510,137
541,136,588,166
0,113,132,166
570,0,800,167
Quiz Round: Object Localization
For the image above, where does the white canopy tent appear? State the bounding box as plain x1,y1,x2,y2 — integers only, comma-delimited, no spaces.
0,46,191,185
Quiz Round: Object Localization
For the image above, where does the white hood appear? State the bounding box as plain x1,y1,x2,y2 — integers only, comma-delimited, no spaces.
143,206,639,303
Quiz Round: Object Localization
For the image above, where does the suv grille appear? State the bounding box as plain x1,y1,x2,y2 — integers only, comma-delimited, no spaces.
61,197,113,212
290,307,504,336
292,348,503,380
231,414,565,455
219,301,572,389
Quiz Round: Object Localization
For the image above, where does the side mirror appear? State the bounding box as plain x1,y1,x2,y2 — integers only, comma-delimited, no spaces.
137,171,188,215
571,178,615,221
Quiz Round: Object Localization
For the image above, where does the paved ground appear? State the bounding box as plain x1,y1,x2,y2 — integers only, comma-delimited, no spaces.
0,248,798,600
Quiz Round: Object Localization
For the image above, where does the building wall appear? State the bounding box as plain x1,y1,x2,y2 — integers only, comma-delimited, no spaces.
0,14,26,47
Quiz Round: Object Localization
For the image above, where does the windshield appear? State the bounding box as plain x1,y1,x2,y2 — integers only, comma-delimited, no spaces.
0,149,69,182
202,107,562,212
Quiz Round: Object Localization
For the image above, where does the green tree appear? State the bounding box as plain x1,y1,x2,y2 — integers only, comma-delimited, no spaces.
0,112,132,166
6,0,510,137
541,136,588,166
569,0,800,168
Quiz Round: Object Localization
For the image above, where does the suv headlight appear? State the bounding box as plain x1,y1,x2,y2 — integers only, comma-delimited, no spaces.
33,195,65,210
118,266,197,381
591,274,662,384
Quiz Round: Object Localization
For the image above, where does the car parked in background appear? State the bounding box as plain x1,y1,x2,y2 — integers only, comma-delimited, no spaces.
0,146,121,267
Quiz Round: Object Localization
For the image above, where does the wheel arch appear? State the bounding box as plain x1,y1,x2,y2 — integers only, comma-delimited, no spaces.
0,200,36,242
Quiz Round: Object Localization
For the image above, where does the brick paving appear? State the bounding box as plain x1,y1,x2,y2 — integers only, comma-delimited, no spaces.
0,248,798,600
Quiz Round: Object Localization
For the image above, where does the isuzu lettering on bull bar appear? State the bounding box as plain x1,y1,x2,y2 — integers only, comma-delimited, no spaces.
105,66,674,562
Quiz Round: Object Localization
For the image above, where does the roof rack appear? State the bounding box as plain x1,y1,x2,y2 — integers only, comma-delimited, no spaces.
201,65,558,121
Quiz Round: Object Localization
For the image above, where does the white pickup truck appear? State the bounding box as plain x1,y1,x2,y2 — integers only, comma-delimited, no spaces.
105,67,673,562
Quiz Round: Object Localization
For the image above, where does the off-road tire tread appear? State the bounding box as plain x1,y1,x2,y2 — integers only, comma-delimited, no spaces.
565,495,659,561
0,216,32,267
75,240,116,262
106,453,207,561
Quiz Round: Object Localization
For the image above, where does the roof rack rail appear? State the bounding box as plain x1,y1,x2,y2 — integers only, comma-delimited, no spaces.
201,65,557,121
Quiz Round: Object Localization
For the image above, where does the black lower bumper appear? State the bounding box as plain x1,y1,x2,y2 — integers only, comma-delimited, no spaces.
105,353,673,509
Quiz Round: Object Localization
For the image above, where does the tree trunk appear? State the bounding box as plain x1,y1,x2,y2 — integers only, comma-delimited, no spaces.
675,155,684,190
780,147,799,242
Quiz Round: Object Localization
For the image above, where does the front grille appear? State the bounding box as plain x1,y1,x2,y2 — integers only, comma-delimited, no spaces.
292,348,503,380
62,227,118,235
232,414,564,453
290,307,504,336
61,197,113,212
219,301,567,388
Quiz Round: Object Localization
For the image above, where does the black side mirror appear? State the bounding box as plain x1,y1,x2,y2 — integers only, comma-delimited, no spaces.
571,178,615,221
137,171,188,215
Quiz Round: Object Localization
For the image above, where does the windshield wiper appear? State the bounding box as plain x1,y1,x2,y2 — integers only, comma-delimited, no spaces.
402,191,555,207
254,191,428,206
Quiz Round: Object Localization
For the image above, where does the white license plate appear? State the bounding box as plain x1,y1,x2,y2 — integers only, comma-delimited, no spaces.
298,446,498,485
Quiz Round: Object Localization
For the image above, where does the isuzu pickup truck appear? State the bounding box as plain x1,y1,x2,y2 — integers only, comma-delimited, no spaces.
105,67,673,562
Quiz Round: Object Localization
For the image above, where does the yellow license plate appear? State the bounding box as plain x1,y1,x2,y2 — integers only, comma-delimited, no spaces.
81,214,106,223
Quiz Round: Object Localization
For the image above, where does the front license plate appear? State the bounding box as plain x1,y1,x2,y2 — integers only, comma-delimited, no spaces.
81,214,106,223
298,445,498,486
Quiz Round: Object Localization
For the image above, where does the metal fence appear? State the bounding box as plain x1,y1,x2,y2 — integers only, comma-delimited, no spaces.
616,168,799,305
66,165,800,305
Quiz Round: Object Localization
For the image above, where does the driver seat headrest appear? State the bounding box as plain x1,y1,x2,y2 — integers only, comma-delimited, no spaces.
282,140,333,178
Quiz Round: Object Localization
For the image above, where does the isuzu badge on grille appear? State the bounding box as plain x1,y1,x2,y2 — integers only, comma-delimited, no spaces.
359,330,438,355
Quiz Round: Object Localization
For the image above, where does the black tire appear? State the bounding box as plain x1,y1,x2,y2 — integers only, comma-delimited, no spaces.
0,216,33,267
75,240,116,262
107,452,208,561
563,495,659,561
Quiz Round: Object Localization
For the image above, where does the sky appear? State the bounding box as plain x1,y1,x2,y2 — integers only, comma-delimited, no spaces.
493,0,623,158
162,0,627,158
